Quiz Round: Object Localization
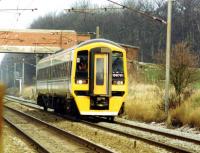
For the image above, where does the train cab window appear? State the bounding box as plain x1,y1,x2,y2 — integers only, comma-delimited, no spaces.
112,51,124,84
76,50,88,84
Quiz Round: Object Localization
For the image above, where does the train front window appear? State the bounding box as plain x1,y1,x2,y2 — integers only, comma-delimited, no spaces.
76,50,88,84
112,52,124,73
112,51,124,84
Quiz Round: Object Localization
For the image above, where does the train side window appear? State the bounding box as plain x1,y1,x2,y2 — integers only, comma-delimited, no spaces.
48,67,51,79
59,64,63,78
54,65,56,78
60,64,63,78
45,68,47,79
41,69,43,80
63,63,66,77
52,66,54,79
66,62,68,78
55,65,59,78
37,69,40,80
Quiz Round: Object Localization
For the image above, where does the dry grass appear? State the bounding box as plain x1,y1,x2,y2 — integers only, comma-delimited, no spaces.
125,82,166,122
22,86,36,100
6,85,36,100
168,90,200,127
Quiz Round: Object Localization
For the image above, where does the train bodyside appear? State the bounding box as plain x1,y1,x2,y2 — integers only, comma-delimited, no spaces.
36,39,128,118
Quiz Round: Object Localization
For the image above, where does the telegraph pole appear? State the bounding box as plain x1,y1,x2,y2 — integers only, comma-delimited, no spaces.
96,26,100,38
164,0,172,114
22,58,25,94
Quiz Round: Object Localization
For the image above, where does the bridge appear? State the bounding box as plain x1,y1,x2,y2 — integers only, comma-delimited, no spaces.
0,29,90,54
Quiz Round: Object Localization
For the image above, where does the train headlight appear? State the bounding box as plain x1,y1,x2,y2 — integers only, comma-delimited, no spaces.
112,80,124,85
76,80,87,84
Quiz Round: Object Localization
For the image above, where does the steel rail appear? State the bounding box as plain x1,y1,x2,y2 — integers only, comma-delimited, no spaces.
114,120,200,145
5,95,199,153
80,120,193,153
5,96,200,144
4,117,50,153
4,105,114,153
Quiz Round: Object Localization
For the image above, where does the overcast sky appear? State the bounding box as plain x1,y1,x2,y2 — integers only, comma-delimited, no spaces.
0,0,123,29
0,0,124,61
0,0,156,61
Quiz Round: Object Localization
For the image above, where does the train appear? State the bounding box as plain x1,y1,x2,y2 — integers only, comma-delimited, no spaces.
36,39,128,120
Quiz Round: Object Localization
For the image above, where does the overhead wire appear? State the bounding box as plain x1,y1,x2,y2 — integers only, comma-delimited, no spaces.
65,0,166,25
65,7,124,13
106,0,167,25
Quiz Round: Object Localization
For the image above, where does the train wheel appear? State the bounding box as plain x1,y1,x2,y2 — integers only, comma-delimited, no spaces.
41,95,48,111
54,98,61,113
60,98,66,114
107,116,114,122
43,106,47,111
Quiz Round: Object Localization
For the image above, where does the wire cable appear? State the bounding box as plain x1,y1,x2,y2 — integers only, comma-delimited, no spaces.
106,0,167,25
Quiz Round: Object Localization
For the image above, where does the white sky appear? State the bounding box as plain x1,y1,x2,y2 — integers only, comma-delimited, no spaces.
0,0,157,61
0,0,123,29
0,0,123,61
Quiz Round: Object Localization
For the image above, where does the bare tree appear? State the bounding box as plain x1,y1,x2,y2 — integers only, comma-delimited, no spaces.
170,43,199,101
156,42,199,107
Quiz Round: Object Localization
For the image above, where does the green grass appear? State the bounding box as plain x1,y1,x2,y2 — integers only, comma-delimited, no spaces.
138,63,200,90
138,63,163,84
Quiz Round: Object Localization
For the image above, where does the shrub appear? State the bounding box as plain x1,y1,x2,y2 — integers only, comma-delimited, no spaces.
168,90,200,127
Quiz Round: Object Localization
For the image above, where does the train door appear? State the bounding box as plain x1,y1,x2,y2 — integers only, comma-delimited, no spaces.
90,47,112,97
94,54,108,95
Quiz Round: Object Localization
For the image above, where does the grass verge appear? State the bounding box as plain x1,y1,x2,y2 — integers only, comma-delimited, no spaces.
125,83,166,122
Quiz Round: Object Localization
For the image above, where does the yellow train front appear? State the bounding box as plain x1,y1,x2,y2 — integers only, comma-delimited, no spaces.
36,39,128,120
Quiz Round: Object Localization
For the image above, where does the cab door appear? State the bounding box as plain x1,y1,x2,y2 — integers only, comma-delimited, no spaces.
93,53,109,95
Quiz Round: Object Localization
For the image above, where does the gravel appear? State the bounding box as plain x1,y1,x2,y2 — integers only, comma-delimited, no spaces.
2,122,38,153
4,101,170,153
4,107,97,153
114,117,200,152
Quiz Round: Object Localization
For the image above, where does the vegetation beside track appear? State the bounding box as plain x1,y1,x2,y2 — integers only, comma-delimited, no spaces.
125,62,200,128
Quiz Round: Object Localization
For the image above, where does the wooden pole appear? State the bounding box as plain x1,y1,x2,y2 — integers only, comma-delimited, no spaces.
164,0,172,114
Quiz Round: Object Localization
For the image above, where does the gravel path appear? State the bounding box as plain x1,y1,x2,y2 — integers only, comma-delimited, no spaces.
4,101,170,153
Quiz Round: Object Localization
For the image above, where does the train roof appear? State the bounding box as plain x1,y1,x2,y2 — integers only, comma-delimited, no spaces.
77,39,123,49
55,39,124,54
38,39,124,64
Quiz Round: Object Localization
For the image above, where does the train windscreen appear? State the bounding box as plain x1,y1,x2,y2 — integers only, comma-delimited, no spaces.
75,50,88,84
112,51,124,84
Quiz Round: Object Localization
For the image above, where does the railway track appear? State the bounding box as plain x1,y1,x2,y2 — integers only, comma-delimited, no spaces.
4,95,200,153
3,105,114,153
82,119,199,153
4,117,50,153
